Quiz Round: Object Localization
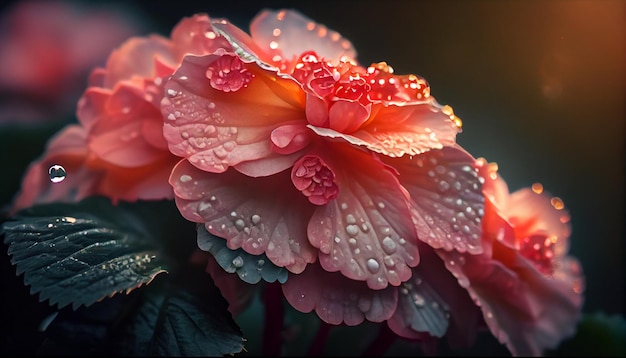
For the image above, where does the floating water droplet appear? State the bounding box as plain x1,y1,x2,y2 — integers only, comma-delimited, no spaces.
48,165,66,183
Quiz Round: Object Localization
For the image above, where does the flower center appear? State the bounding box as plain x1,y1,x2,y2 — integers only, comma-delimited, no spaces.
292,51,339,98
291,155,338,205
518,235,556,275
205,54,254,92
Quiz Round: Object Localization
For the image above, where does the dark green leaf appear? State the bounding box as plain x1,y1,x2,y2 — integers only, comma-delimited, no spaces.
1,197,168,310
121,269,245,356
197,225,288,284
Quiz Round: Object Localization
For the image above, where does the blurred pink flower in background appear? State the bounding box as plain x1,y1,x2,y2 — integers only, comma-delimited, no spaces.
0,0,146,125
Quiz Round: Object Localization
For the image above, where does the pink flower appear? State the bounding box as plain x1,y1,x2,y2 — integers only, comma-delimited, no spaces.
0,0,146,124
427,159,585,356
165,10,484,290
10,13,233,212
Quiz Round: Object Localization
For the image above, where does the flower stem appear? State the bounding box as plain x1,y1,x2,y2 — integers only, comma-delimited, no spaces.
262,282,284,356
307,320,332,356
362,323,397,356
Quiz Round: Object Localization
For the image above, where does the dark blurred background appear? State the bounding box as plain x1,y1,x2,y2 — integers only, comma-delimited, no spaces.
0,0,623,355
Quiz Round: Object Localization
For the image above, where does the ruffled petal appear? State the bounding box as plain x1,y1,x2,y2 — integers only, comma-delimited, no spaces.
101,35,175,89
441,241,583,356
508,188,572,256
282,262,397,326
385,146,484,254
387,272,450,339
250,9,357,66
387,244,481,345
170,159,317,274
308,100,460,158
306,143,419,290
170,14,233,58
197,225,288,284
162,54,307,176
85,84,166,168
94,153,179,202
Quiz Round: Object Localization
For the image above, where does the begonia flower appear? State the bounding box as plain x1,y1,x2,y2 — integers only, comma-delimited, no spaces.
164,9,485,293
10,13,234,213
1,4,587,357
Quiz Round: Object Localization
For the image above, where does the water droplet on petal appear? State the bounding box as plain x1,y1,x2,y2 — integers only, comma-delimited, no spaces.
346,224,359,236
366,258,380,273
231,256,244,268
412,293,425,307
381,236,397,254
48,165,66,183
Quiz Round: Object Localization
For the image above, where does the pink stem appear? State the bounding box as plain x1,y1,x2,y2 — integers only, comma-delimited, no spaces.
307,320,332,356
362,323,397,356
262,282,284,356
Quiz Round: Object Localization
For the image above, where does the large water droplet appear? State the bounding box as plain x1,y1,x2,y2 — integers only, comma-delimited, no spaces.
231,256,244,268
366,258,380,273
48,165,66,183
381,236,397,254
346,224,359,236
412,293,425,307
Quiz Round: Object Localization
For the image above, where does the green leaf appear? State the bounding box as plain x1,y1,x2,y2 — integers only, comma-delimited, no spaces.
40,270,245,356
1,197,169,310
121,269,245,356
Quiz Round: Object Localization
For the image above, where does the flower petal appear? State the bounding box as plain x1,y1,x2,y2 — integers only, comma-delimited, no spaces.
85,85,166,168
508,188,572,256
197,225,288,284
388,273,450,338
306,143,419,290
282,262,397,326
162,54,307,176
387,244,482,346
441,242,583,356
170,159,317,274
170,14,233,58
101,35,174,89
385,146,484,254
250,9,357,66
308,100,460,158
